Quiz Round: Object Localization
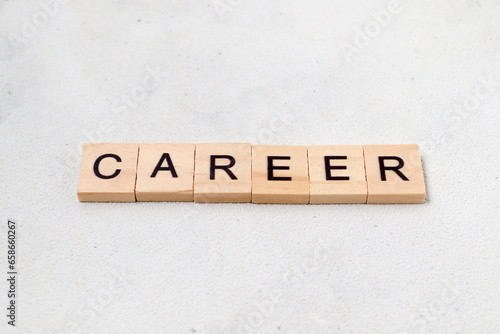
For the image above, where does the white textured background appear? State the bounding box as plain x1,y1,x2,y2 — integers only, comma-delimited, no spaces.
1,0,499,333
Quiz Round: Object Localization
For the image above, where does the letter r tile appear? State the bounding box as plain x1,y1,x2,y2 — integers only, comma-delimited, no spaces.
194,143,252,203
77,143,139,202
364,145,426,204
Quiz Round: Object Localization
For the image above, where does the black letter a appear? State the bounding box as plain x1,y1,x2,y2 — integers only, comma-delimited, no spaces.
151,153,178,178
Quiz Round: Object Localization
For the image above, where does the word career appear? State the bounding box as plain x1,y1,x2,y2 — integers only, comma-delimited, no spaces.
77,144,425,204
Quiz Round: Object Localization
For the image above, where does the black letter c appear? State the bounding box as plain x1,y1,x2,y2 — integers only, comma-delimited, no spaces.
93,154,121,179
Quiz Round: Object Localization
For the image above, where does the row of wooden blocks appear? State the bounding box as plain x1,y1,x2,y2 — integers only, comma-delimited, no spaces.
77,143,426,204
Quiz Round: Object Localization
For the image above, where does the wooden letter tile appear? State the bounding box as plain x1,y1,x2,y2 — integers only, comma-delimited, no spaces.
135,143,195,202
77,143,139,202
308,145,367,204
252,145,309,204
194,143,252,203
364,145,426,204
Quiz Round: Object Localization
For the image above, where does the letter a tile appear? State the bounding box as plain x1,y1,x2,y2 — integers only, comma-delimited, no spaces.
136,143,195,202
